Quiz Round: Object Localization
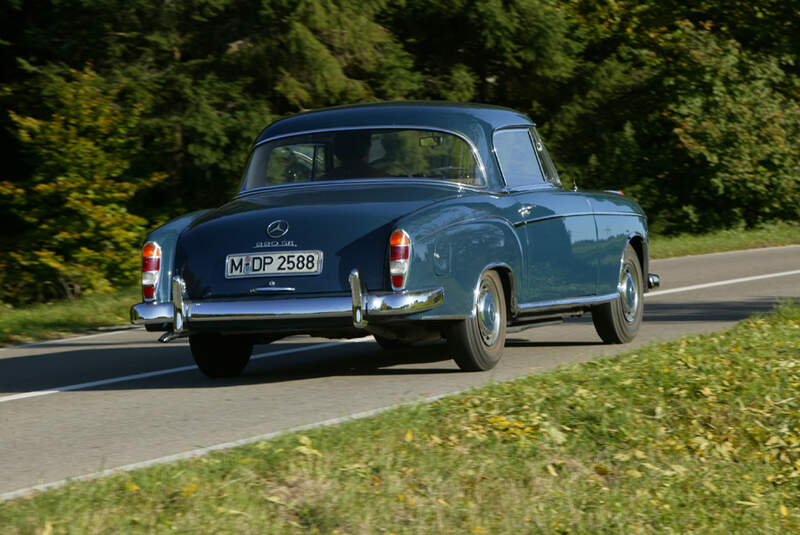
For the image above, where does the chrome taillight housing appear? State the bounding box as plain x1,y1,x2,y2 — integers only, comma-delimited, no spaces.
141,242,162,302
389,230,410,291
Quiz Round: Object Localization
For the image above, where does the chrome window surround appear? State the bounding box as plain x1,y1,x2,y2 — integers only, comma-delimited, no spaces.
238,125,489,194
490,125,543,190
491,127,546,189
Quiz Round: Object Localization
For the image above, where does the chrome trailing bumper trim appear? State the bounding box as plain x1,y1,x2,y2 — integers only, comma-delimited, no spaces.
647,273,661,290
130,302,173,324
348,269,444,327
134,271,444,342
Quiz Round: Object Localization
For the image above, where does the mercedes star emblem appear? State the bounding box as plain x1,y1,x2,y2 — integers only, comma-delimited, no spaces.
266,219,290,238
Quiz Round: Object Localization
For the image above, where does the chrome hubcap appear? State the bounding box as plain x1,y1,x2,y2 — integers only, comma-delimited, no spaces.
477,278,501,346
618,263,640,324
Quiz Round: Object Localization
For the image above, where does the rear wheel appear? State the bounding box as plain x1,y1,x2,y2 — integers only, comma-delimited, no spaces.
592,244,643,343
190,333,253,378
447,270,507,371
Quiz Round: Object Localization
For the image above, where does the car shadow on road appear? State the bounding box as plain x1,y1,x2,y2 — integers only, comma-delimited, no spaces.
1,296,791,393
0,339,462,394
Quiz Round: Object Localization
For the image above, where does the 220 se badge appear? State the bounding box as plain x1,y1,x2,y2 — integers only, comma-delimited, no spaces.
226,251,323,278
130,101,660,378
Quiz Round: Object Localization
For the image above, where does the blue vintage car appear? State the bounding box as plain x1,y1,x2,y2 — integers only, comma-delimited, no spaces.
131,102,660,377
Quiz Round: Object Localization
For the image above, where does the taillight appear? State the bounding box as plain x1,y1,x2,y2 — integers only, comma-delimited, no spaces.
141,242,161,302
389,230,410,291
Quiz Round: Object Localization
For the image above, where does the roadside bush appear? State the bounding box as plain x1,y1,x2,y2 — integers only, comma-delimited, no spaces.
0,66,163,305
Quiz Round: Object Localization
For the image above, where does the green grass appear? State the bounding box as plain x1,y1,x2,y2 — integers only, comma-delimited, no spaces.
1,220,798,347
0,287,140,347
650,220,800,259
2,303,798,533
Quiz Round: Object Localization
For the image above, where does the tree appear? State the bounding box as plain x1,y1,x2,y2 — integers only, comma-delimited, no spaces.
1,66,164,304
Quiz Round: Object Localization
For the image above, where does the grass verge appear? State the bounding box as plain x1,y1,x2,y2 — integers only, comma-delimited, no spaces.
2,303,798,533
649,220,800,259
0,287,140,347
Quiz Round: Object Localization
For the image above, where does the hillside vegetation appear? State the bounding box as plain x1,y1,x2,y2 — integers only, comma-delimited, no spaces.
1,1,798,304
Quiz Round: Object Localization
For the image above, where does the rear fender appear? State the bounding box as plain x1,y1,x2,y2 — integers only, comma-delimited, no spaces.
402,218,524,320
141,210,213,304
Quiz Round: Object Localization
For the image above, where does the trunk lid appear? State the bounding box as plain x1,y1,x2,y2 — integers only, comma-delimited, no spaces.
176,181,461,300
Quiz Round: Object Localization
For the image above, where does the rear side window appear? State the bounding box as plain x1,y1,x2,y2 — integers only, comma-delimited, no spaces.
493,129,545,187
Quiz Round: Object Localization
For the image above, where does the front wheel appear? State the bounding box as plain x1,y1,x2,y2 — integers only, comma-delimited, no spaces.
190,333,253,378
447,270,507,371
592,244,643,344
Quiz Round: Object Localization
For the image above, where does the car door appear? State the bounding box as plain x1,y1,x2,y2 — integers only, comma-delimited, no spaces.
493,127,597,304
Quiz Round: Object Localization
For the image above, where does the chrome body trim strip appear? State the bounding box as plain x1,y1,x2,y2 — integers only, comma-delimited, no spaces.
250,286,296,294
189,298,352,322
236,178,487,201
130,302,173,324
512,211,642,228
517,293,618,314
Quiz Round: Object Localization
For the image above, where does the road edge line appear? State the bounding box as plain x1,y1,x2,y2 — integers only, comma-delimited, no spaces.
0,389,464,502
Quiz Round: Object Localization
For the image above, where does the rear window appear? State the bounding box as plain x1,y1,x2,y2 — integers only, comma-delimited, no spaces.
241,129,483,190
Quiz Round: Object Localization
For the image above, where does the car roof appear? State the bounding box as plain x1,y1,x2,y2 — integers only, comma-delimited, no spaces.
257,101,533,143
255,102,535,189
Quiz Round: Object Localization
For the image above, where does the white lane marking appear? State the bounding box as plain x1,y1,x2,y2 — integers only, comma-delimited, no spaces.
645,269,800,298
0,339,373,404
0,389,461,502
3,270,799,403
651,243,800,262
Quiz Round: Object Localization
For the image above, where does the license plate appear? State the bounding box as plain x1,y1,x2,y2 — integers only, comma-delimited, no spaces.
225,251,323,278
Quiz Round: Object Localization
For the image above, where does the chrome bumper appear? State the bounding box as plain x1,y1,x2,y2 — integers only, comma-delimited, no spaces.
130,269,444,342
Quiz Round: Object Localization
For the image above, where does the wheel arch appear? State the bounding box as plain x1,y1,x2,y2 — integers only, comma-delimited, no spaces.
479,263,518,320
626,232,649,291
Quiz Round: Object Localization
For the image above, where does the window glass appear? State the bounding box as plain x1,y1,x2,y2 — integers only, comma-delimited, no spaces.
493,129,545,187
241,129,482,190
530,128,561,187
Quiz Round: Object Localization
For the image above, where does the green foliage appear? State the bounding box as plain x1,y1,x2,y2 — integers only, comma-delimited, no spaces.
1,0,799,303
1,66,161,304
382,0,582,105
664,22,800,229
544,14,800,234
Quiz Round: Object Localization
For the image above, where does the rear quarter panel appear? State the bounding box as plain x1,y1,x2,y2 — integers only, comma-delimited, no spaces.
587,193,649,295
397,192,524,319
142,210,213,303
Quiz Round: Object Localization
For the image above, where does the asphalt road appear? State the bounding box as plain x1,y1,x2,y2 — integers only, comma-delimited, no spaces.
1,245,799,499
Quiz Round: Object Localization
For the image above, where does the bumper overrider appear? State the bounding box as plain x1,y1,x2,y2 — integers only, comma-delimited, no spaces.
130,269,444,343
